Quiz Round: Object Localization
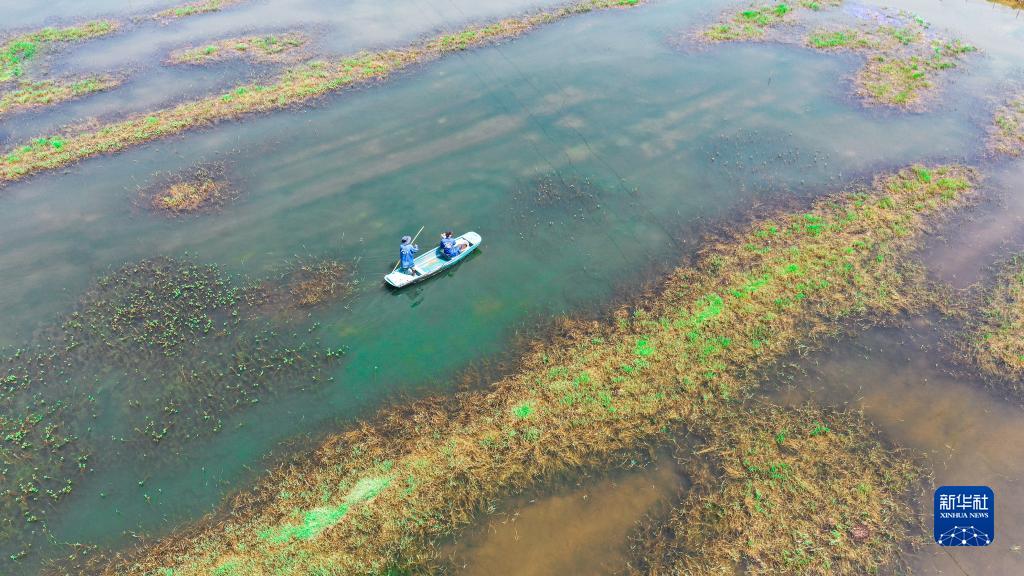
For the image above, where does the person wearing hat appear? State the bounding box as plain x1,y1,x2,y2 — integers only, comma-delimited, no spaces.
399,235,420,276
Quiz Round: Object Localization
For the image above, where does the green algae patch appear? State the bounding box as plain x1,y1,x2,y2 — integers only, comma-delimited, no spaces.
700,1,839,42
971,255,1024,387
81,165,975,576
0,20,118,82
989,93,1024,156
154,0,245,20
803,21,976,108
168,33,307,65
0,75,120,117
0,0,645,186
633,404,920,575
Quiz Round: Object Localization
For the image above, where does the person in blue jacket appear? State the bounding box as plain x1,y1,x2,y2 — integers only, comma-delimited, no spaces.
439,231,460,259
399,235,420,275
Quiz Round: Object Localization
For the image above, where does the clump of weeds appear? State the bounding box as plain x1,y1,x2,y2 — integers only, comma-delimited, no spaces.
988,92,1024,156
144,162,238,215
169,33,307,65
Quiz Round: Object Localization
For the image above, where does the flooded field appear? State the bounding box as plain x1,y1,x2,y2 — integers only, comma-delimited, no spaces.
2,0,1023,574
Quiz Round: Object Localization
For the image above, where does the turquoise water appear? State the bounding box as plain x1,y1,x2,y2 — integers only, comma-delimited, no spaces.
1,0,1022,572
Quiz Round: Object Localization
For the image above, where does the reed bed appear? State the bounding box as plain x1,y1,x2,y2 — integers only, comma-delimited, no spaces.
72,165,975,576
0,0,644,186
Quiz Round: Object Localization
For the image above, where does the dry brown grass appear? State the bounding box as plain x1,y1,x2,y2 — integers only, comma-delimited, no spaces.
67,164,975,576
633,404,920,575
989,92,1024,156
0,0,644,186
970,254,1024,387
168,33,307,65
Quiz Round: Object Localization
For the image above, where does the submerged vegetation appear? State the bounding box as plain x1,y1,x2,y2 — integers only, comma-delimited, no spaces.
971,255,1024,387
0,257,348,565
78,165,974,576
989,92,1024,156
168,33,307,64
634,404,919,575
281,259,354,308
154,0,244,20
0,20,118,82
147,163,236,215
805,19,976,108
0,0,644,185
0,76,120,116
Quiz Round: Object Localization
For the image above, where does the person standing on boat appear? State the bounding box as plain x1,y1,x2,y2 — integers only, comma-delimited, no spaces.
399,235,420,276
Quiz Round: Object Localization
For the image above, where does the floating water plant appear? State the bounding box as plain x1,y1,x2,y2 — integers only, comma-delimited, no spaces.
989,92,1024,156
0,0,645,185
154,0,244,20
970,255,1024,387
634,404,919,575
0,76,120,117
280,258,354,308
0,256,345,567
0,20,118,82
79,165,975,576
168,33,307,65
146,164,236,215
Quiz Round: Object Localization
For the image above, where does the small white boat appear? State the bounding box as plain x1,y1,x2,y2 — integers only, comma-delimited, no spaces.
384,231,482,288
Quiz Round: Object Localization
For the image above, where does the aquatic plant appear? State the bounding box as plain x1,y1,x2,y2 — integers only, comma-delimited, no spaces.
0,20,118,82
154,0,243,20
803,21,976,108
76,165,975,576
281,259,354,308
632,404,919,575
168,33,306,65
0,0,646,185
700,1,839,42
989,92,1024,156
971,255,1024,386
147,164,236,215
0,257,344,566
0,76,120,117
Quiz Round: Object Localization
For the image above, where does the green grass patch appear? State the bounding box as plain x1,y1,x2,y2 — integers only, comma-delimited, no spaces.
989,93,1024,156
0,75,120,116
0,20,117,81
170,33,306,64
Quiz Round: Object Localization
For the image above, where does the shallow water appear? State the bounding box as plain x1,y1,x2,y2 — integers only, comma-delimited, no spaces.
770,325,1024,575
1,0,1024,571
444,460,683,575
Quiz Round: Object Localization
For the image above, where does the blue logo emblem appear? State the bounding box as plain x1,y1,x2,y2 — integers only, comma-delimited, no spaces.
934,486,994,546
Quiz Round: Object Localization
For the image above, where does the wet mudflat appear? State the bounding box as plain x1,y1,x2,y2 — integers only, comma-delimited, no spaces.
1,0,1024,573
